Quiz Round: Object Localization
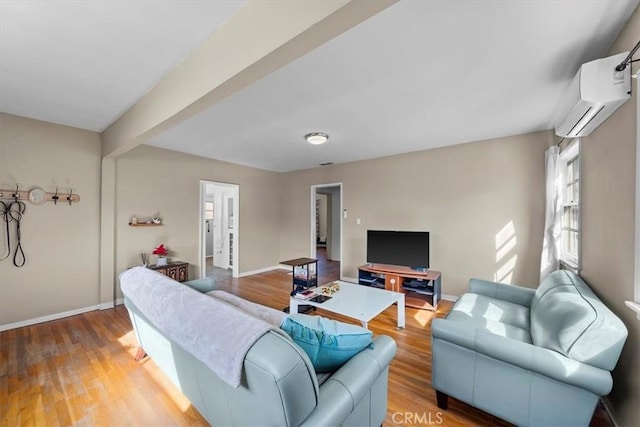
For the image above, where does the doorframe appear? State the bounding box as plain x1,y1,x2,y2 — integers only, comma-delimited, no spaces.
199,180,240,279
310,183,343,279
204,193,215,263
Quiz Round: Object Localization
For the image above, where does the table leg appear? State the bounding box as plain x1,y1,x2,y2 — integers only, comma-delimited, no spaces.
290,298,299,314
397,294,405,328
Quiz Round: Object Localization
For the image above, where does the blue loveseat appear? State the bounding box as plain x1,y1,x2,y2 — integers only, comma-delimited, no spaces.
432,270,627,426
120,267,397,426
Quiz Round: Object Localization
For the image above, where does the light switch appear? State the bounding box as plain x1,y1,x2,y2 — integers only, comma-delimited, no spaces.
356,218,361,225
343,209,348,219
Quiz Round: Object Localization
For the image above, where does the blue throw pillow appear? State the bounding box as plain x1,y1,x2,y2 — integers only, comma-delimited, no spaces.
280,313,373,372
183,278,215,293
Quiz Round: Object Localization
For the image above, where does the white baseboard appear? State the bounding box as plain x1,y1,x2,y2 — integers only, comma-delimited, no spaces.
1,298,129,331
238,265,281,277
0,304,100,332
341,276,358,283
441,293,458,302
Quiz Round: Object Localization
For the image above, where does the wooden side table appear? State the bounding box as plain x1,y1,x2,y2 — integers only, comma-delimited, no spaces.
148,261,189,282
280,257,318,313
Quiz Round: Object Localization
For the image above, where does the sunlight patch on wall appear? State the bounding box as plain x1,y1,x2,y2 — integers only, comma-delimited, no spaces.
496,235,516,262
494,221,517,283
495,254,518,284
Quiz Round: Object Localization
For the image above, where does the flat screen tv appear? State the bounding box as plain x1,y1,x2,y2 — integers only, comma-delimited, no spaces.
366,230,430,270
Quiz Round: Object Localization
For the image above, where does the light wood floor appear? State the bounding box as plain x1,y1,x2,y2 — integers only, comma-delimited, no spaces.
1,267,614,426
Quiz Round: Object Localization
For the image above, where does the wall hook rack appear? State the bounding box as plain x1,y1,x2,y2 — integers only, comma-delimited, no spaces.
0,186,80,204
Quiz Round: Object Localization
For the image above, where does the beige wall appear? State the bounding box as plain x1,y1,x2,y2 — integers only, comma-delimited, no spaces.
114,145,282,298
0,113,101,326
581,5,639,426
281,130,551,296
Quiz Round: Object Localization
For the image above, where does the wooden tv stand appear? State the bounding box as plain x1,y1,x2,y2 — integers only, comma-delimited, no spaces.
358,264,441,310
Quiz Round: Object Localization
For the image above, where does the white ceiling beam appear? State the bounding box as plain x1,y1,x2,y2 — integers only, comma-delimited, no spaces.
101,0,398,158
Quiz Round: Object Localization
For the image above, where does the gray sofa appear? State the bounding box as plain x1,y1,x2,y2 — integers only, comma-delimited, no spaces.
120,267,397,427
432,270,627,427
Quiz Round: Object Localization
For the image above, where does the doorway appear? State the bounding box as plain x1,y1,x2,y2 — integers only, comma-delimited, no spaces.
200,181,239,280
310,183,342,281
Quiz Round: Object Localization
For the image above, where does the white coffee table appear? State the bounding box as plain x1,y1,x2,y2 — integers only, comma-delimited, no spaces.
289,281,405,329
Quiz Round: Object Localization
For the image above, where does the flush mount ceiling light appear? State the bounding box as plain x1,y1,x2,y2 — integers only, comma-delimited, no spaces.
305,132,329,145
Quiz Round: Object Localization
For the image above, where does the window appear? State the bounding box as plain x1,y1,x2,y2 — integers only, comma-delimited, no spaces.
560,141,580,269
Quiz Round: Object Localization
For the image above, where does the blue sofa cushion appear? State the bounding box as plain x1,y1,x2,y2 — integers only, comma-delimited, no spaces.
183,277,215,293
530,270,628,370
280,314,373,372
451,293,531,330
444,311,532,343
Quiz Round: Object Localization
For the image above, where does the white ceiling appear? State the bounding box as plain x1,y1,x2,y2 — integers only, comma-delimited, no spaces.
1,1,638,172
0,0,245,131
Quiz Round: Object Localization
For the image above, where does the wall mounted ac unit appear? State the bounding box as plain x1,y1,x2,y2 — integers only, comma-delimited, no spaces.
554,51,630,138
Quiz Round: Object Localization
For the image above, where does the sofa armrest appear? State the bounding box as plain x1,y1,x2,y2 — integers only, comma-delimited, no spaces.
468,278,535,307
432,319,612,396
183,277,215,293
300,335,397,426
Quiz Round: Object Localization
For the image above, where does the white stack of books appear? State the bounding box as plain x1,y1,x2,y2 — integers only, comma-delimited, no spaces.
294,289,316,300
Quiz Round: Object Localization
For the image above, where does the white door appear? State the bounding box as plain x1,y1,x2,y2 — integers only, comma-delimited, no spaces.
213,191,227,268
200,181,240,278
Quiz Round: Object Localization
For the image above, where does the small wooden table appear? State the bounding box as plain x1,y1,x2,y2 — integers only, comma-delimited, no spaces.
148,261,189,282
281,257,318,313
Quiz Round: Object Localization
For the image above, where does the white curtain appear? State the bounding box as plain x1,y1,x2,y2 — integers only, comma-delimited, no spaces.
540,145,562,280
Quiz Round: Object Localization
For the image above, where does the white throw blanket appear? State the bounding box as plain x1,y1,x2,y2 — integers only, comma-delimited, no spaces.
120,267,275,388
207,290,287,328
